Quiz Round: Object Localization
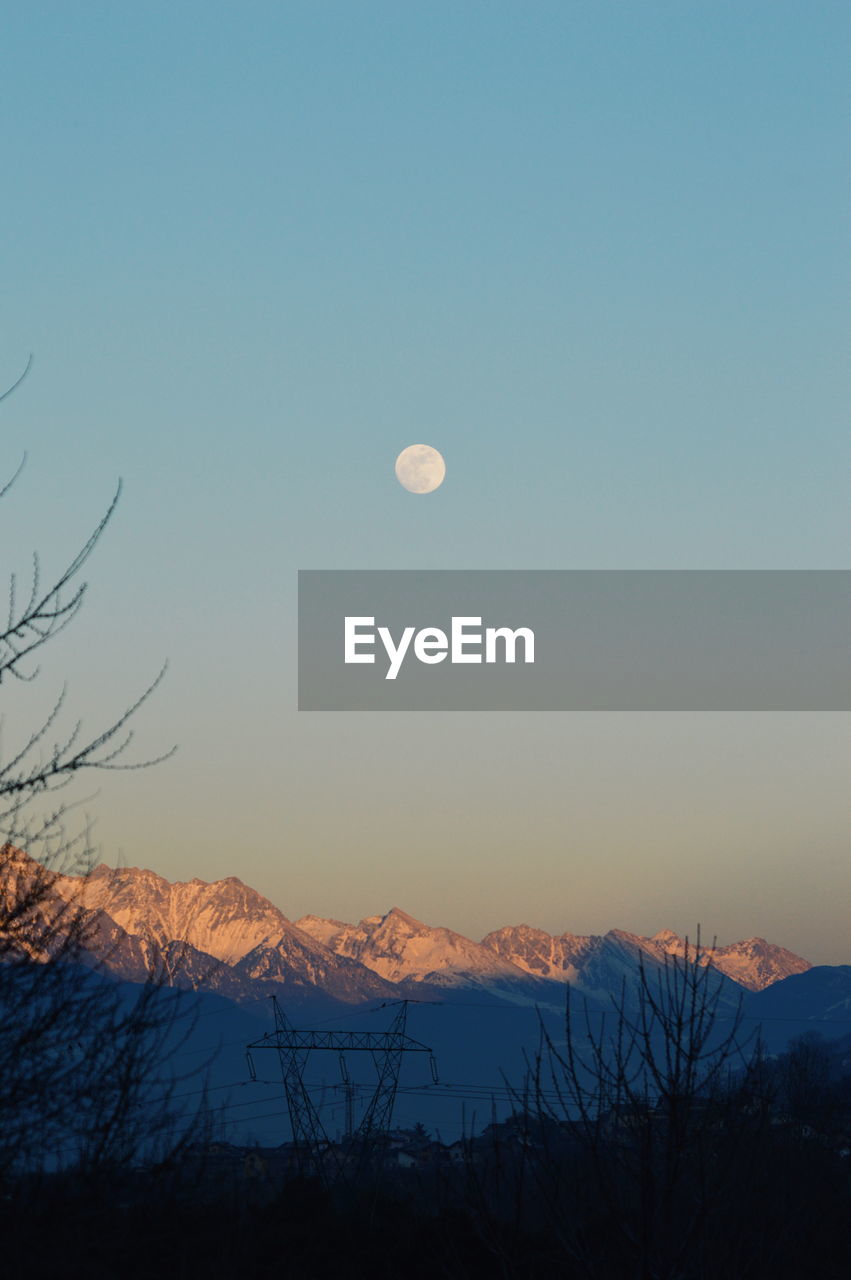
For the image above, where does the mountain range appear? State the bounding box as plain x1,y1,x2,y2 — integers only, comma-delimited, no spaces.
25,854,811,1013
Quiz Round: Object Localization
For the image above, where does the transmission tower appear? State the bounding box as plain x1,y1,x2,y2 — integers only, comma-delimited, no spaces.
246,999,436,1177
336,1054,355,1140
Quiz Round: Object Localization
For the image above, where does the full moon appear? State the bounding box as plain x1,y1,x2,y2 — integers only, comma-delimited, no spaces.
395,443,446,494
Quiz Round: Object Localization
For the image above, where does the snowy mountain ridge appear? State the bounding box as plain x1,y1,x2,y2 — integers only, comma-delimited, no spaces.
26,854,812,1002
479,921,811,992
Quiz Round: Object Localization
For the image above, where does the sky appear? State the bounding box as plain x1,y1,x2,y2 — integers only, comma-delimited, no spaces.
0,2,848,962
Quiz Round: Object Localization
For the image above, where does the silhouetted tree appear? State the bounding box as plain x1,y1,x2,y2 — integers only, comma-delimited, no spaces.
456,938,851,1278
0,358,200,1179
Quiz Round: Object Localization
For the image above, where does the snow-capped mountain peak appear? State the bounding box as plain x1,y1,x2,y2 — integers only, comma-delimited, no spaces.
296,906,533,988
55,863,290,965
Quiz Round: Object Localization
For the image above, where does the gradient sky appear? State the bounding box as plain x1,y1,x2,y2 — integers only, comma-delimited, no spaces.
1,2,848,962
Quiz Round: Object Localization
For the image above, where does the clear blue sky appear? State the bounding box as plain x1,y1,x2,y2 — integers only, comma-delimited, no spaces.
1,2,848,960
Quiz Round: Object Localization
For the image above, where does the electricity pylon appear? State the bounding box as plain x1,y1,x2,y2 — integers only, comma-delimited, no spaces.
246,998,435,1177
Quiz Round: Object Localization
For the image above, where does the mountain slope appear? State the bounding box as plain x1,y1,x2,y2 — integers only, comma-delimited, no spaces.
232,929,402,1004
743,966,851,1051
746,965,851,1022
479,924,594,981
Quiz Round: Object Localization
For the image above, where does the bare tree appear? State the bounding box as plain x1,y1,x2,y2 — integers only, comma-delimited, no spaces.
0,357,200,1179
535,939,756,1272
453,937,788,1278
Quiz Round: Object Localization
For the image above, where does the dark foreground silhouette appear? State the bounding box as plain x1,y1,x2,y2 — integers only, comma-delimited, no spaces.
3,1058,850,1280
